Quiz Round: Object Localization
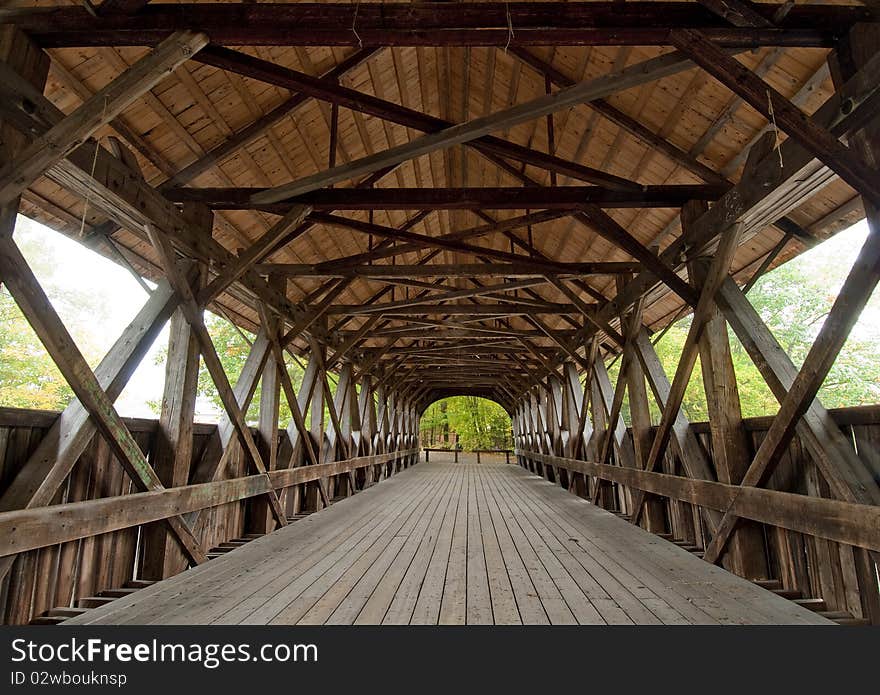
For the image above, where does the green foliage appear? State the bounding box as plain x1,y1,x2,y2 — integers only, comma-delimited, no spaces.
0,223,111,412
651,317,710,422
649,229,880,419
0,288,74,410
176,313,305,424
420,396,513,450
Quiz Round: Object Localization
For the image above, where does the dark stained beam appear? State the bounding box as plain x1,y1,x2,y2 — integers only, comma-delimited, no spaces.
165,185,727,210
671,28,880,206
4,3,859,47
309,212,592,274
343,328,576,339
293,209,567,272
326,278,551,314
255,261,641,278
163,48,378,187
97,0,151,14
195,45,642,191
328,304,579,316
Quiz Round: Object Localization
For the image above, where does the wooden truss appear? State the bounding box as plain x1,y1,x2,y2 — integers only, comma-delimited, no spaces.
0,7,879,624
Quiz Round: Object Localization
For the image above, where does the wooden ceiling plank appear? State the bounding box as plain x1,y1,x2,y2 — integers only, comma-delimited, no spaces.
196,45,642,192
249,49,702,204
0,30,208,205
671,28,880,206
166,48,375,187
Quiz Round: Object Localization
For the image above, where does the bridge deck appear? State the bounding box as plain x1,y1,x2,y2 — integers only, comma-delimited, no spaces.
68,460,830,625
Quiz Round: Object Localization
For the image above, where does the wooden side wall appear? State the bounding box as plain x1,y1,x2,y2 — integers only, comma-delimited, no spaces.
516,404,880,624
0,405,418,625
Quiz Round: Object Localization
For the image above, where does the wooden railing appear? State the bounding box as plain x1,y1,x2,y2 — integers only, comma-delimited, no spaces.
513,404,880,624
0,407,417,624
0,449,418,558
422,447,513,463
516,450,880,554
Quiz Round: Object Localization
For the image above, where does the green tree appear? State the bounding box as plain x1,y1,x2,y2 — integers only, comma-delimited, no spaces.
154,312,306,424
420,396,512,449
0,223,112,411
649,236,880,420
0,288,74,410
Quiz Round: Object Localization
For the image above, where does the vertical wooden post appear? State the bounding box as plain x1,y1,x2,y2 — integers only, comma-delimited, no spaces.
827,22,880,625
250,280,284,533
141,263,204,580
621,279,666,532
689,252,768,578
0,24,48,240
309,343,328,508
589,368,615,509
0,25,49,607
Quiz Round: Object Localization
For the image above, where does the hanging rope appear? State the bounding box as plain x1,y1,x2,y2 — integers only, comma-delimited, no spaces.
77,95,109,239
766,89,784,169
352,0,363,49
504,3,515,54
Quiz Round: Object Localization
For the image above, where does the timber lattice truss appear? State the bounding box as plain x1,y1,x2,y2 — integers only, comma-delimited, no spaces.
0,2,879,625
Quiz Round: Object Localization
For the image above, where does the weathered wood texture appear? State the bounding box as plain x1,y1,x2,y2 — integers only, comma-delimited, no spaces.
63,461,831,626
0,407,417,624
515,404,880,624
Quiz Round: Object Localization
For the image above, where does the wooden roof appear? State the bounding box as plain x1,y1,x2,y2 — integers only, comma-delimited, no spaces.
4,1,870,395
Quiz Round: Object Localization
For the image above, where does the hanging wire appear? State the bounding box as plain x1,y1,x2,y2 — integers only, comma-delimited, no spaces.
766,89,784,169
351,0,363,49
504,3,515,53
77,95,109,238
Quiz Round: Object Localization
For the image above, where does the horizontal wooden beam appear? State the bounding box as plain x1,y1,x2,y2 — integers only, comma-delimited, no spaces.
255,262,641,278
165,185,727,210
309,212,588,273
308,209,568,272
328,303,579,316
4,4,860,47
0,449,418,557
519,450,880,554
342,328,577,339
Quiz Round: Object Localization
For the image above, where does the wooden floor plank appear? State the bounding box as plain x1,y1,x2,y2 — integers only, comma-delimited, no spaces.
465,465,494,625
73,468,432,625
353,468,460,624
324,469,458,625
475,465,549,624
480,466,578,625
436,461,470,625
481,463,607,624
381,466,465,625
472,466,522,625
67,463,833,626
266,470,445,625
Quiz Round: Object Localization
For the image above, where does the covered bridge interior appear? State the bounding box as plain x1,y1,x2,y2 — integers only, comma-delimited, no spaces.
0,1,879,626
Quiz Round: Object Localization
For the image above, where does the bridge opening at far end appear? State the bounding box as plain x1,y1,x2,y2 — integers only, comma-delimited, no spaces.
0,6,878,629
420,396,513,464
